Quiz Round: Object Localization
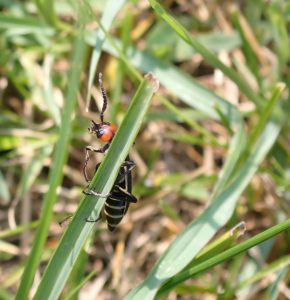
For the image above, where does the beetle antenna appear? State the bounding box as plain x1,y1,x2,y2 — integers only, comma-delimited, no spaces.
98,73,108,123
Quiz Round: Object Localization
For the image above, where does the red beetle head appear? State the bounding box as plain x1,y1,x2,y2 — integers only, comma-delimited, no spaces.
88,120,116,142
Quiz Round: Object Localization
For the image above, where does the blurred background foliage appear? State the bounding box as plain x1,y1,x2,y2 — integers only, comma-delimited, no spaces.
0,0,289,299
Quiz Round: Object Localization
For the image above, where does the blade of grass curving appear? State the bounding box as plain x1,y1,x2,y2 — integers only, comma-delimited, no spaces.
33,0,59,28
111,10,134,122
125,113,283,299
192,222,247,266
0,15,54,35
8,145,53,227
267,266,289,300
148,0,263,108
86,0,127,107
268,4,290,70
235,255,290,292
246,83,285,152
65,248,87,300
18,146,53,197
15,32,86,300
94,20,142,82
0,221,39,239
157,219,290,298
43,54,61,125
211,125,246,198
63,269,97,300
100,38,242,127
211,83,284,202
157,95,220,145
232,12,261,83
86,25,243,128
33,73,159,300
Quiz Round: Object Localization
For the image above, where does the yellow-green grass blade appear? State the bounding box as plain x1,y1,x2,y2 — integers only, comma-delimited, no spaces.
246,83,285,152
86,24,243,128
267,265,289,300
33,0,58,28
0,221,39,239
235,255,290,293
211,125,246,198
15,32,87,300
192,222,247,266
100,38,242,127
157,219,290,298
86,0,127,106
63,269,97,300
0,14,54,35
33,73,159,300
148,0,263,108
232,12,261,83
125,111,283,299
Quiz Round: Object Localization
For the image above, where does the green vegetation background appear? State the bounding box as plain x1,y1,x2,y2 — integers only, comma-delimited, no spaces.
0,1,289,300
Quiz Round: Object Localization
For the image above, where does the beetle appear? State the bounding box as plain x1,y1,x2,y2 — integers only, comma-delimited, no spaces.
83,73,138,231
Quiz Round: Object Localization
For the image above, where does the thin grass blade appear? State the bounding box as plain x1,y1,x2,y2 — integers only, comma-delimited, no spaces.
211,125,246,198
158,219,290,297
148,0,263,107
15,32,86,300
32,73,159,300
266,266,289,300
86,0,127,107
125,96,284,300
101,39,242,127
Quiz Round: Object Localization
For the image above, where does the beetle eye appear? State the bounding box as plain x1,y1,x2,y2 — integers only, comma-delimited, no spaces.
97,128,104,138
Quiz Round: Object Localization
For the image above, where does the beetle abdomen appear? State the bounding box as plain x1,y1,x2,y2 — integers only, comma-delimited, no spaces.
104,197,129,232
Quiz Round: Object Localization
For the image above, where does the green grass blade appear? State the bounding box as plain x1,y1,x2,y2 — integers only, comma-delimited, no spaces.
43,54,61,125
246,83,285,152
266,266,289,300
232,12,261,83
15,32,86,300
211,125,246,198
192,222,246,265
157,219,290,297
148,0,263,108
0,15,54,35
32,73,159,300
87,27,242,128
236,255,290,291
0,221,39,239
157,95,220,145
101,39,242,127
33,0,58,27
86,0,127,106
125,117,283,300
63,269,97,300
268,3,290,70
17,146,53,198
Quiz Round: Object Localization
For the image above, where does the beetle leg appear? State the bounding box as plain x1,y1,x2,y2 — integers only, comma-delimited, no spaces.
58,215,73,227
85,143,110,154
110,185,138,203
83,185,111,198
83,143,110,183
115,160,136,185
85,215,102,223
